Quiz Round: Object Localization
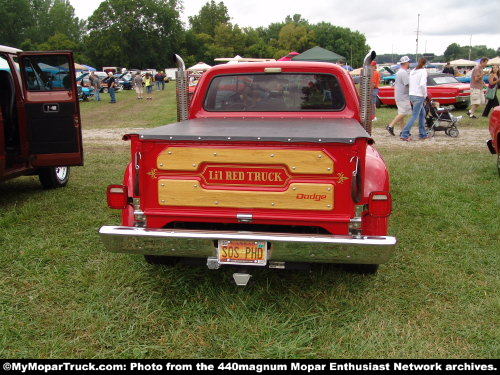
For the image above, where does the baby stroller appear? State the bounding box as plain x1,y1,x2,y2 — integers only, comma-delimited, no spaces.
424,98,461,137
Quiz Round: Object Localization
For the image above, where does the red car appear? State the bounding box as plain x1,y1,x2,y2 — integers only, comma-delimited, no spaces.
377,73,471,109
487,106,500,175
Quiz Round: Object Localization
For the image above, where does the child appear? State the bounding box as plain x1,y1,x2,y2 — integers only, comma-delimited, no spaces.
144,73,154,100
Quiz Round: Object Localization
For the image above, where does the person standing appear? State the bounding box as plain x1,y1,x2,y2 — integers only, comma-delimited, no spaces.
133,72,144,99
468,57,489,118
371,60,381,121
154,71,163,91
89,71,101,101
386,56,412,136
144,72,154,100
442,62,455,76
400,58,429,141
107,72,117,103
160,71,166,90
482,65,499,117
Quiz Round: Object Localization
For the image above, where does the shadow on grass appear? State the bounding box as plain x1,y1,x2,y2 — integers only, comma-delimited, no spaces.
0,178,47,208
142,260,374,304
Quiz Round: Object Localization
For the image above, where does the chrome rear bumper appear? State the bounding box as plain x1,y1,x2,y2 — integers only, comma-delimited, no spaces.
99,226,396,265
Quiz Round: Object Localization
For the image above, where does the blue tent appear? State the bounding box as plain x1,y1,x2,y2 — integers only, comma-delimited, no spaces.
82,64,96,71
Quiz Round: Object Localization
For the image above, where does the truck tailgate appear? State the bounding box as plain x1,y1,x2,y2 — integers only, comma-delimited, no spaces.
133,118,371,234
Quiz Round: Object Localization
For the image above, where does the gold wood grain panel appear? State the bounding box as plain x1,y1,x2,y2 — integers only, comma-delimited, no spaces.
158,180,334,211
157,148,333,174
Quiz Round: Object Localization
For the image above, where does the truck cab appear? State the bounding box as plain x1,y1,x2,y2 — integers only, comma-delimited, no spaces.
100,53,396,284
0,45,83,188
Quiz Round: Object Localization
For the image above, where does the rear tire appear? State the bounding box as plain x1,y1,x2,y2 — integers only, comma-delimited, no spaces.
38,166,70,189
342,263,379,274
144,255,180,266
101,87,108,93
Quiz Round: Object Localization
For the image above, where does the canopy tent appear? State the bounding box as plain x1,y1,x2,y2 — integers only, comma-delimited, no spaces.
81,64,96,71
349,67,362,76
74,63,88,71
187,62,212,71
38,63,60,72
449,59,476,67
214,55,275,64
488,56,500,65
291,46,345,63
278,52,299,61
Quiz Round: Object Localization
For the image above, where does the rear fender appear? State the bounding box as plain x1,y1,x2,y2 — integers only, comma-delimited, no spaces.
121,162,134,226
362,145,391,236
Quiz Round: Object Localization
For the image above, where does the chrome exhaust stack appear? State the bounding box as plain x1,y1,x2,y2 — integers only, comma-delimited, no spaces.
359,51,377,135
174,54,189,122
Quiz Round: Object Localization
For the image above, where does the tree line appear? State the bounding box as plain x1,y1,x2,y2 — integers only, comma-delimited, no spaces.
1,0,497,70
0,0,370,69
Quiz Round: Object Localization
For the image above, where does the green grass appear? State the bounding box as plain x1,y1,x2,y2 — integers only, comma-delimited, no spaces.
1,87,498,358
80,85,178,129
0,144,498,358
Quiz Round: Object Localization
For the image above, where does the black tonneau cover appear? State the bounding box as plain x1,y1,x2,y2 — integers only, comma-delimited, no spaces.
137,118,371,144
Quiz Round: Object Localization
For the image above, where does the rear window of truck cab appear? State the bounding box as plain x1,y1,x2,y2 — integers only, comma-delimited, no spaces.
204,73,345,112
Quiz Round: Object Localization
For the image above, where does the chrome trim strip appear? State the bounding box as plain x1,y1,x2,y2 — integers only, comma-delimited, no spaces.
99,226,396,264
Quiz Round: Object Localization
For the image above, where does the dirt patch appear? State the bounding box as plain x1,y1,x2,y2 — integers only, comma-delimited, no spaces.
83,126,491,151
83,128,141,146
371,126,490,151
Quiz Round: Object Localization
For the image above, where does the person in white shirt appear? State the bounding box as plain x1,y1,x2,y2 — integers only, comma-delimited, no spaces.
386,56,411,136
400,58,430,141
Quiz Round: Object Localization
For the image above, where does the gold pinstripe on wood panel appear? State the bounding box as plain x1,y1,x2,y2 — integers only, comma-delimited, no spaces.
156,148,334,174
158,180,334,210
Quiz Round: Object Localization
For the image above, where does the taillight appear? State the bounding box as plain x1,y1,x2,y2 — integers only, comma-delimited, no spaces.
107,185,128,209
368,191,392,217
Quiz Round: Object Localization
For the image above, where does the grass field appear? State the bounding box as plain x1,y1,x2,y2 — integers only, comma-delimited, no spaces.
0,88,498,359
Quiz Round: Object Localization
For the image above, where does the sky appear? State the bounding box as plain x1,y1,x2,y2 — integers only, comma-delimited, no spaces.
69,0,500,56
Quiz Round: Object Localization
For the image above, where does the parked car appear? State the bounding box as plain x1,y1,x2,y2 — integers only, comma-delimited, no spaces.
76,72,94,101
381,64,445,85
486,106,500,176
99,53,397,285
114,73,132,90
0,45,83,189
455,75,489,84
377,73,472,109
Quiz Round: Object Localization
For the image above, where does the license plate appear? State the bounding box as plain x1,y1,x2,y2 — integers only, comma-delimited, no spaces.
217,240,267,266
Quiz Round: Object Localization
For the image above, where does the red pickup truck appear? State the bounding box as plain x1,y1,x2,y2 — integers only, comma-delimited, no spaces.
99,53,396,285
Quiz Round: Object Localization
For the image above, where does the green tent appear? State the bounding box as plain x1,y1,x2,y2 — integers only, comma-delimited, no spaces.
291,46,345,63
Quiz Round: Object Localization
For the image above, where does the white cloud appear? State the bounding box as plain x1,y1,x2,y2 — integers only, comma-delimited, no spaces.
70,0,500,55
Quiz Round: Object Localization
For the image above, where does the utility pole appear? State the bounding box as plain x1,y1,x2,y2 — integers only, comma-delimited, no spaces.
468,35,472,60
415,14,420,61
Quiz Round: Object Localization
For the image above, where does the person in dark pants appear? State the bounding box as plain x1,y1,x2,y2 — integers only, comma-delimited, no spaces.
442,62,455,76
107,72,117,103
482,65,499,117
155,72,163,90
